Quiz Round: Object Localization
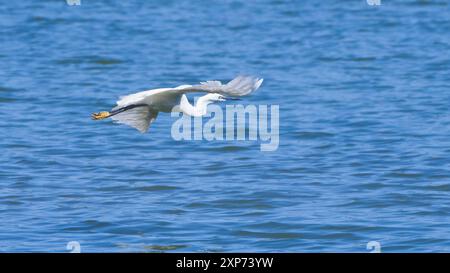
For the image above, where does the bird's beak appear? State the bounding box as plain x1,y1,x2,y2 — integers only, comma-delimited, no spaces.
225,97,241,101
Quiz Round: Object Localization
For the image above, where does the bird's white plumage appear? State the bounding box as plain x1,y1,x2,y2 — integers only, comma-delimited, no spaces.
198,75,263,96
111,106,158,133
106,75,263,133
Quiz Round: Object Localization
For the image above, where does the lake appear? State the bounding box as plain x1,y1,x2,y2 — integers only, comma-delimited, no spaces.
1,0,449,252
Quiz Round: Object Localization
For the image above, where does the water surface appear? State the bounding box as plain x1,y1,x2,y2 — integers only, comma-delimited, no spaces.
1,0,450,252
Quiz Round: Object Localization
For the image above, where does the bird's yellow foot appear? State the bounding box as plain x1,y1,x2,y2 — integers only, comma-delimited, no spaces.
91,111,111,120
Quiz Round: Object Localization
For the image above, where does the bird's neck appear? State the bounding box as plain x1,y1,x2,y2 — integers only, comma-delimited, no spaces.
179,95,210,117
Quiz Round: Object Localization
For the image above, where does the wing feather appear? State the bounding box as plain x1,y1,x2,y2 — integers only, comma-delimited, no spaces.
183,75,263,96
113,75,262,110
111,106,158,133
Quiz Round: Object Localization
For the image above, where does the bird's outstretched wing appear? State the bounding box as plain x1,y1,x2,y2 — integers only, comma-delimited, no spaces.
110,105,158,133
177,75,263,96
115,75,263,107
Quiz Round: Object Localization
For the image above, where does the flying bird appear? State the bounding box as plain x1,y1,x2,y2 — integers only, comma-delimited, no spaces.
92,75,263,133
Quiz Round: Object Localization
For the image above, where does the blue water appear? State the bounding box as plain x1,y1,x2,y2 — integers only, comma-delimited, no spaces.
1,0,450,252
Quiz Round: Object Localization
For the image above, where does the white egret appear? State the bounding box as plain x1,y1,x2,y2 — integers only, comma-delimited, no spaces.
92,75,263,133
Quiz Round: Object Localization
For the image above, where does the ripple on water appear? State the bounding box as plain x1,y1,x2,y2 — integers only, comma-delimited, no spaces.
62,220,113,232
233,230,303,240
143,245,188,252
201,145,251,152
55,57,125,65
0,97,16,103
211,199,275,210
134,185,180,191
422,183,450,192
293,131,335,139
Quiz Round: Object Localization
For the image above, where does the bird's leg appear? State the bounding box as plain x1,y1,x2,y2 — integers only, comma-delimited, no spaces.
91,104,148,120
